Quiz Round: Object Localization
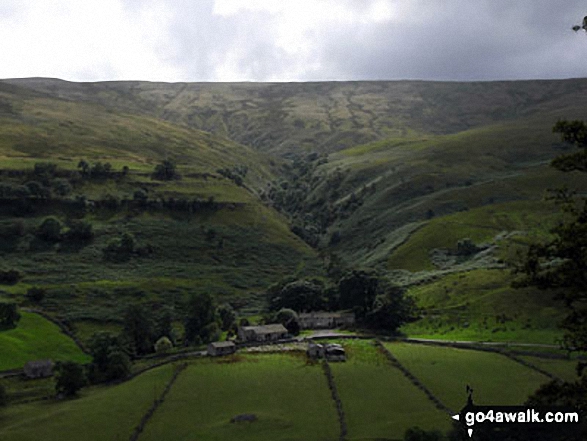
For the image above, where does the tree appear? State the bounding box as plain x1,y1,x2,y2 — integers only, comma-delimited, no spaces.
183,292,217,345
122,304,155,356
154,336,173,354
36,217,62,242
217,303,236,332
267,278,327,312
63,220,94,243
274,308,300,335
77,159,90,177
25,287,46,303
364,284,418,332
338,269,381,318
515,120,587,437
55,361,87,397
153,159,180,181
87,332,131,383
0,301,20,328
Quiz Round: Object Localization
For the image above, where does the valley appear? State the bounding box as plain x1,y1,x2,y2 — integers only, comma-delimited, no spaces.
0,77,586,440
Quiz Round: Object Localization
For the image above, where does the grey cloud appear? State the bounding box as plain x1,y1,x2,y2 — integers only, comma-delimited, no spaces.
306,0,587,81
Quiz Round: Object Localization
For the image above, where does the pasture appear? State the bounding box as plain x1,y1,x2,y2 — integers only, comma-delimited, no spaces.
0,363,176,441
328,339,450,440
0,311,90,371
386,342,552,412
140,353,339,441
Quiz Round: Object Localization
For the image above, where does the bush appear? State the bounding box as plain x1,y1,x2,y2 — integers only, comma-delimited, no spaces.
36,217,62,242
25,287,46,303
88,332,131,383
55,361,87,397
0,384,6,406
0,301,20,328
154,336,173,354
63,220,94,243
153,160,180,181
0,269,22,285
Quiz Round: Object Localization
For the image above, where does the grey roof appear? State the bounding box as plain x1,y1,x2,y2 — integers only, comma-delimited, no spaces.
241,324,288,334
299,312,354,318
209,341,236,348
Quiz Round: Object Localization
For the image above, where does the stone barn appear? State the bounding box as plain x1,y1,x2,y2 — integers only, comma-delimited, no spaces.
207,341,236,356
237,324,288,342
298,312,355,330
23,359,54,379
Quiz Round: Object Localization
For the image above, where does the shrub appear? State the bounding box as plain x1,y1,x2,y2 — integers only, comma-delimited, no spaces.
153,160,180,181
88,332,131,383
36,217,62,242
53,179,72,197
0,269,22,285
25,287,46,303
63,220,94,243
154,336,173,354
55,361,87,397
0,301,20,328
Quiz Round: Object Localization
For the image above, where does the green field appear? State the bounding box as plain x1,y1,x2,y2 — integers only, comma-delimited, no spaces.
518,356,582,383
328,340,450,440
0,311,90,371
0,363,176,441
140,353,339,441
386,342,552,412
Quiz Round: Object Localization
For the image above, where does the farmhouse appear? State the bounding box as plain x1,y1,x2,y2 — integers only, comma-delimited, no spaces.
207,341,236,356
298,312,355,329
23,359,54,379
238,324,288,342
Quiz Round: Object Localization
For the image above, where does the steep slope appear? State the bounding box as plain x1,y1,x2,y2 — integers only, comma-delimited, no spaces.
6,78,587,155
0,82,321,335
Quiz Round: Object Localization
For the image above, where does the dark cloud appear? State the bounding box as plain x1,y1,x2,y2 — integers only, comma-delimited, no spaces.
308,0,587,81
157,0,587,81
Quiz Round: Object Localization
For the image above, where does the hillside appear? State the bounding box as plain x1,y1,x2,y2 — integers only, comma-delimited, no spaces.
1,77,587,344
5,78,587,155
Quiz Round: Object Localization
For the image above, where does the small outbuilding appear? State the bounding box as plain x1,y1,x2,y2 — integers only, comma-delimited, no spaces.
306,342,346,362
207,341,236,356
23,359,54,379
238,324,288,342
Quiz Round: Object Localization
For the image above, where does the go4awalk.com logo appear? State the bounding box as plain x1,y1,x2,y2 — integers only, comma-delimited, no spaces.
451,387,582,439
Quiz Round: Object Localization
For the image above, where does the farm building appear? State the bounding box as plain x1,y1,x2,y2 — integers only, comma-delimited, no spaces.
238,324,288,342
207,341,236,356
306,342,346,362
298,312,355,329
23,359,54,379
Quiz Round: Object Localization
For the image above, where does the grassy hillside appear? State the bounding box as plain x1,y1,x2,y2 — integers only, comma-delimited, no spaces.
141,353,339,441
0,311,89,371
387,342,552,411
6,78,587,155
0,81,322,343
0,363,176,441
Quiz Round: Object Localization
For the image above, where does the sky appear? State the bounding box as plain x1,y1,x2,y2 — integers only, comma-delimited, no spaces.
1,0,587,82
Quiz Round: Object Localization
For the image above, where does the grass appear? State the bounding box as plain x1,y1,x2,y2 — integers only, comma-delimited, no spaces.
328,339,450,439
0,363,176,441
517,356,582,383
0,311,90,371
140,353,339,441
386,342,552,412
401,268,566,344
387,200,561,272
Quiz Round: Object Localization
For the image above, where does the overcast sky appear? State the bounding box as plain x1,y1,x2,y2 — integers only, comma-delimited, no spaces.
1,0,587,82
